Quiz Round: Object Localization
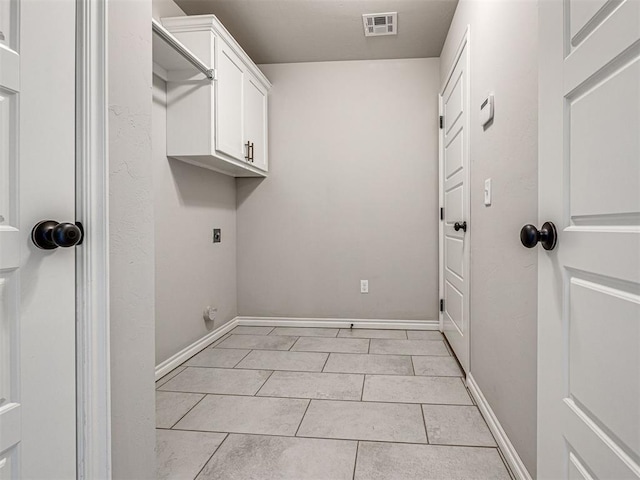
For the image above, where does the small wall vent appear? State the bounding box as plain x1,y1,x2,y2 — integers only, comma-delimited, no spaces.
362,12,397,37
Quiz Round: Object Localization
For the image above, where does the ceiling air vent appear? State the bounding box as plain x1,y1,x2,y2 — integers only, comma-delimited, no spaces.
362,12,397,37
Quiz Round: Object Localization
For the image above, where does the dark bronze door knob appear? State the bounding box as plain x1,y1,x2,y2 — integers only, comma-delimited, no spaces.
32,220,84,250
520,222,557,250
454,221,467,232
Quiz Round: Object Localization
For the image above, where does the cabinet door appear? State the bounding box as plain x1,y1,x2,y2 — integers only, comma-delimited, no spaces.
243,73,268,171
215,41,244,161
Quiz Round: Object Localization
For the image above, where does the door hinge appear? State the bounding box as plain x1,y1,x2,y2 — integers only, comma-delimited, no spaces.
440,207,444,221
440,299,444,312
439,116,444,129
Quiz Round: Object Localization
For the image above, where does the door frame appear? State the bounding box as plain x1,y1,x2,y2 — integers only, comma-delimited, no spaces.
75,0,111,478
438,26,471,372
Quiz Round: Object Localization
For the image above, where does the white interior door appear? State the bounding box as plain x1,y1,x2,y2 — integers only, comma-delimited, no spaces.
0,0,77,477
538,0,640,477
440,31,470,373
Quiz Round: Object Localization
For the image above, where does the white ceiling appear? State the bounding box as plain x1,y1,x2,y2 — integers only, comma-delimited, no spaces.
172,0,459,64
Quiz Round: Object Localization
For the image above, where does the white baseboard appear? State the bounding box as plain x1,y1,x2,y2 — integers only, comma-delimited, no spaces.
236,316,439,330
155,317,240,380
466,373,533,480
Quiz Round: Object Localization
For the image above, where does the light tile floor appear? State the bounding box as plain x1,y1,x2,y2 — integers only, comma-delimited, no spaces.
156,326,513,480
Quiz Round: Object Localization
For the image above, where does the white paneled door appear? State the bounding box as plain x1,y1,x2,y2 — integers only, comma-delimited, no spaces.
440,30,470,374
0,0,77,478
538,0,640,478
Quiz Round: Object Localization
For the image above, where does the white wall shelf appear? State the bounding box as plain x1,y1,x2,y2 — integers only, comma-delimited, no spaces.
153,15,271,178
152,19,211,82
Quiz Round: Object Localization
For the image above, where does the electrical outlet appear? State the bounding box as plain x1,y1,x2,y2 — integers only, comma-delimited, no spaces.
213,228,221,243
360,280,369,294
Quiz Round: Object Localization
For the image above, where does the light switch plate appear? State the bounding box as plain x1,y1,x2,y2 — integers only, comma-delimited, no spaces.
484,178,492,206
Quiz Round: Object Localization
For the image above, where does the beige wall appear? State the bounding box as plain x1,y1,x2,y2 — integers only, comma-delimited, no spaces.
109,0,156,477
440,0,539,475
152,0,185,19
237,59,440,320
153,75,238,365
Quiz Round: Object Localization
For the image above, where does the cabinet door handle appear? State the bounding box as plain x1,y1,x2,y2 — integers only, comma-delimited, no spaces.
249,142,254,163
245,141,251,162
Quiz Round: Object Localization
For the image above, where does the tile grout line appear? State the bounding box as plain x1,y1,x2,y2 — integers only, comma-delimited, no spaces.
157,366,190,389
214,344,451,357
163,365,463,379
156,366,186,389
420,403,430,444
360,375,366,401
410,356,416,376
168,393,208,429
252,392,471,406
209,332,231,348
157,390,474,407
496,445,517,480
231,327,275,336
293,399,313,437
192,432,230,479
352,441,360,480
320,352,331,373
267,327,343,338
253,370,277,397
288,336,301,351
459,377,476,405
442,337,454,357
475,404,499,446
230,349,254,369
158,428,501,449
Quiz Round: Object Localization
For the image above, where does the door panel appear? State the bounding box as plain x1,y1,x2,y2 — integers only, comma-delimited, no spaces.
568,276,639,455
445,129,463,179
0,1,21,474
0,87,17,225
445,280,464,334
441,37,470,373
568,452,594,480
569,0,609,44
538,0,640,477
445,236,464,279
244,73,267,171
444,71,463,133
444,184,464,222
569,59,639,218
216,42,244,161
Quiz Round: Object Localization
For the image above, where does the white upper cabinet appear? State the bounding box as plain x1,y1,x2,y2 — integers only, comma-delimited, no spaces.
215,39,244,162
156,15,271,177
243,73,268,171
